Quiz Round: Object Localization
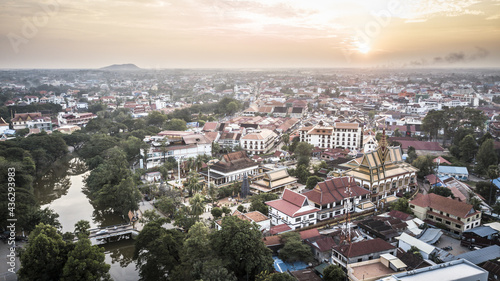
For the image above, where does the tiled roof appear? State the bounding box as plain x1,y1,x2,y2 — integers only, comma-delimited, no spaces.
202,122,218,131
269,224,292,235
302,177,370,205
262,235,282,246
398,140,444,151
266,189,319,218
306,235,337,252
410,193,478,219
299,229,320,240
333,238,396,258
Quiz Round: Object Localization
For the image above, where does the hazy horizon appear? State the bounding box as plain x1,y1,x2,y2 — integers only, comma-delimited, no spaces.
1,0,499,69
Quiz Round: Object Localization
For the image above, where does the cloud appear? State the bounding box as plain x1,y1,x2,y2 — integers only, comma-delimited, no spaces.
409,47,490,66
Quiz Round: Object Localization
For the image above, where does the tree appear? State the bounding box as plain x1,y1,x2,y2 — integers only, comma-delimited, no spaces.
476,139,498,175
391,198,412,214
211,207,223,219
237,204,246,213
294,164,311,184
211,216,273,280
189,193,206,220
186,170,202,197
306,175,323,189
74,220,91,238
226,101,239,115
323,264,346,281
134,218,183,281
467,195,482,211
281,133,290,146
294,142,313,157
164,118,187,131
459,134,478,162
222,206,231,216
412,155,435,178
422,110,445,141
60,238,111,281
146,111,167,126
429,186,453,198
475,180,497,205
19,223,68,281
249,193,279,216
278,232,313,263
406,146,418,164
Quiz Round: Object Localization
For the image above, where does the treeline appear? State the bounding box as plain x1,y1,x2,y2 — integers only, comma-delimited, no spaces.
0,131,68,231
0,103,63,123
134,217,278,281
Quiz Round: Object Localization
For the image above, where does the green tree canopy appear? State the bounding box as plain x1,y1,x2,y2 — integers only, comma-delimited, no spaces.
476,139,498,175
323,264,346,281
133,218,184,281
211,216,273,280
306,175,323,189
459,134,478,162
412,155,435,178
278,232,313,263
429,186,453,198
390,198,412,214
249,193,279,216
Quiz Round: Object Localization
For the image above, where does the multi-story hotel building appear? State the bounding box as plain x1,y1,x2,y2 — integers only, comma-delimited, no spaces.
299,122,362,151
241,129,277,155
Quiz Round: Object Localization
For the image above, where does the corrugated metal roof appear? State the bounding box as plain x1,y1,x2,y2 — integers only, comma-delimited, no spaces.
463,226,498,237
437,166,469,175
455,245,500,265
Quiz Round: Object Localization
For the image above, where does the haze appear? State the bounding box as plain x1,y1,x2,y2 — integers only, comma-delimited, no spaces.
1,0,499,69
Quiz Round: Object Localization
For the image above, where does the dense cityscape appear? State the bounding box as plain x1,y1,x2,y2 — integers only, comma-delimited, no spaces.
1,67,500,280
2,0,500,280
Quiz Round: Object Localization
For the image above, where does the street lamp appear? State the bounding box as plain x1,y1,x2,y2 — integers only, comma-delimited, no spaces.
176,155,184,186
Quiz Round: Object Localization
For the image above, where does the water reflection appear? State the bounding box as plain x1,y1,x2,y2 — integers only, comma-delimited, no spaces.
34,157,139,280
103,240,139,281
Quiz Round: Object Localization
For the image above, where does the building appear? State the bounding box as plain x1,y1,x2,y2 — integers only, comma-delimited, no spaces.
460,226,500,249
215,210,270,232
250,168,298,194
241,129,277,154
302,177,372,221
200,151,259,187
143,132,212,169
409,193,481,234
217,132,242,150
363,133,378,153
299,122,362,151
437,166,469,181
305,235,337,263
397,233,437,260
11,112,52,131
347,254,407,281
378,259,488,281
57,112,97,127
0,117,10,134
266,189,320,230
339,132,419,203
332,238,397,269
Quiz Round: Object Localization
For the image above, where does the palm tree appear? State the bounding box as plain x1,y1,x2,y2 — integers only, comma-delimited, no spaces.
194,155,204,172
282,133,290,146
187,170,202,197
189,193,205,220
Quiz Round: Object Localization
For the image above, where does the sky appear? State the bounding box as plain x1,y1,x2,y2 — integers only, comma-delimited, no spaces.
0,0,499,69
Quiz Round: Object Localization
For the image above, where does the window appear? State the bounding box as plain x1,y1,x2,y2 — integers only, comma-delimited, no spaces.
445,221,451,225
436,218,442,222
309,214,314,219
456,224,461,228
428,215,434,219
295,218,300,223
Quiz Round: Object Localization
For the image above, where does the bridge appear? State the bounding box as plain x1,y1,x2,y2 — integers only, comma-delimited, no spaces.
85,224,140,245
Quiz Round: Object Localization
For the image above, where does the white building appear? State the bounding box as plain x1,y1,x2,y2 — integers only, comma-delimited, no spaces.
241,129,278,155
378,259,487,281
266,189,320,230
142,133,212,169
11,112,52,131
299,122,362,151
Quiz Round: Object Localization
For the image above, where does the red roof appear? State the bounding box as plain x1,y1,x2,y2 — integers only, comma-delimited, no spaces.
299,228,320,240
263,235,282,246
302,177,370,205
203,122,218,131
266,189,319,218
433,156,451,165
333,238,396,258
269,224,292,235
410,193,479,219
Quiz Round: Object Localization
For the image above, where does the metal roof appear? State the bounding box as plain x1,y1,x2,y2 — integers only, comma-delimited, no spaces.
417,228,443,245
455,245,500,265
463,226,498,237
437,166,469,175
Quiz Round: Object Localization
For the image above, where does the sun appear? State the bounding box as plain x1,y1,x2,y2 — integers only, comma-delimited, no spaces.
357,42,371,54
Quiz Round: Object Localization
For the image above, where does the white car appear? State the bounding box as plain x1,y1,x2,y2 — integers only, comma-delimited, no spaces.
96,230,108,235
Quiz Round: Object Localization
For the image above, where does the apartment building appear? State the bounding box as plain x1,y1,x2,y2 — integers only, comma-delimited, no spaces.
299,122,362,151
241,129,277,154
266,189,320,230
409,193,481,235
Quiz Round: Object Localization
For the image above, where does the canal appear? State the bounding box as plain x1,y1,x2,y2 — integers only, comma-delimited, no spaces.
34,157,139,281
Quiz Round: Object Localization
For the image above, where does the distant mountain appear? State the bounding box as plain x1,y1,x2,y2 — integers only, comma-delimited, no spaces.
100,64,141,71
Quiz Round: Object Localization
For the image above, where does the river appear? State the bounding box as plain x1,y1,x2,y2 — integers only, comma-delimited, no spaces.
34,157,139,281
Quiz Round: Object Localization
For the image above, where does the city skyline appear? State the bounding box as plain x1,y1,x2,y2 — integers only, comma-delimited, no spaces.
1,0,500,69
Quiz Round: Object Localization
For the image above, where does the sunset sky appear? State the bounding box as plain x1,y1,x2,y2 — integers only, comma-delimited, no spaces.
1,0,499,69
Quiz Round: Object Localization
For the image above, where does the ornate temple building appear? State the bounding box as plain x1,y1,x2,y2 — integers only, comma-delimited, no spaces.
339,131,419,204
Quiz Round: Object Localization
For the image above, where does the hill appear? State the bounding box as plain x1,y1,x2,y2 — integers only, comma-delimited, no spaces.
100,64,141,71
